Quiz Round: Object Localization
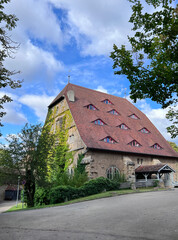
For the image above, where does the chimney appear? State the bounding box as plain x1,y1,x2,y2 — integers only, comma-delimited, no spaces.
67,90,75,102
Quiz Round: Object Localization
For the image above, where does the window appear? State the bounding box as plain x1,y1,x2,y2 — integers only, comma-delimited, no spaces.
56,117,64,129
140,128,150,133
102,136,116,144
106,166,120,180
102,99,113,105
86,104,97,110
128,140,141,147
93,119,105,126
151,143,162,150
129,114,139,119
119,123,129,130
108,109,119,115
137,158,143,164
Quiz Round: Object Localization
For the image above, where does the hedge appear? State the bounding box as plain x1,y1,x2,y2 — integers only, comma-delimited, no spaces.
35,177,120,206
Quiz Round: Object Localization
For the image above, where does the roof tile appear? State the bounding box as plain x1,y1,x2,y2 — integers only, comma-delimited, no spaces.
49,84,178,158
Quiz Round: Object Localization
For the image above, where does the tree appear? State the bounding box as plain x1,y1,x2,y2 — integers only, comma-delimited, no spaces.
0,0,22,131
0,124,55,207
110,0,178,137
168,141,178,152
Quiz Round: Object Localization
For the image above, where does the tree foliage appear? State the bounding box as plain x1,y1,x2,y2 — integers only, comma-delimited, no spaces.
0,0,22,129
168,141,178,152
110,0,178,137
46,116,73,184
0,123,55,207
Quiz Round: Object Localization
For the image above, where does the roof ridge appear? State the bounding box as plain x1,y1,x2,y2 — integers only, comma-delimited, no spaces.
69,83,125,100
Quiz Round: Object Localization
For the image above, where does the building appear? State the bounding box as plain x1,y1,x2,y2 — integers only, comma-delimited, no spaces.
47,83,178,186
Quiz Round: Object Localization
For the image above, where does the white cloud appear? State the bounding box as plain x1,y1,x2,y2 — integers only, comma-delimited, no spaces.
0,91,27,125
131,98,178,144
4,0,65,83
19,94,55,122
5,40,64,82
0,91,55,124
50,0,133,56
95,85,108,93
6,0,64,48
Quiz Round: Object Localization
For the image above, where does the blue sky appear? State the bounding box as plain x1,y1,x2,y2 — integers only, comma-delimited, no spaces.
1,0,177,144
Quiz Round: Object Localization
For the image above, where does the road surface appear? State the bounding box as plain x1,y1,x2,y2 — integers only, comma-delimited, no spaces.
0,189,178,240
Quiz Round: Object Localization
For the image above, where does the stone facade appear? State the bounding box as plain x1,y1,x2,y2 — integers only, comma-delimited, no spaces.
82,150,178,183
48,91,178,185
49,98,87,172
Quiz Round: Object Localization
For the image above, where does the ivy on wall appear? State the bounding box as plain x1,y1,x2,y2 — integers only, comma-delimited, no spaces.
44,101,74,184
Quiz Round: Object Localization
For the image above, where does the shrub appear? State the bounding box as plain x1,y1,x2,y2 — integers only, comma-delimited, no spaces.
48,177,120,205
153,180,159,187
56,169,88,188
34,187,50,206
49,185,79,204
82,177,120,196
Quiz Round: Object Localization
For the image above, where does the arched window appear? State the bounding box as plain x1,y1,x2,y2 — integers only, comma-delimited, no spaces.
106,166,120,180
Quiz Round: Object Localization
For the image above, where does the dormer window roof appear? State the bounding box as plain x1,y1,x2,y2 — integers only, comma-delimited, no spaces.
101,136,117,144
140,127,150,133
85,104,98,110
102,99,113,105
128,140,141,147
108,109,120,115
129,114,139,119
118,123,129,130
151,143,162,150
92,119,106,126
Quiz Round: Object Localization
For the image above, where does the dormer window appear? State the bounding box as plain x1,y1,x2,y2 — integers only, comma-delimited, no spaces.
102,99,113,105
129,114,139,119
151,143,162,150
119,123,129,130
140,127,150,133
108,109,120,115
93,119,105,126
128,140,141,147
102,136,116,144
86,104,97,110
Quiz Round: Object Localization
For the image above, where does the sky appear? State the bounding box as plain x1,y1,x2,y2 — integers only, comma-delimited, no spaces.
0,0,177,145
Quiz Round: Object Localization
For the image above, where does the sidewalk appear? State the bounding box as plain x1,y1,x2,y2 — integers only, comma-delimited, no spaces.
0,201,16,213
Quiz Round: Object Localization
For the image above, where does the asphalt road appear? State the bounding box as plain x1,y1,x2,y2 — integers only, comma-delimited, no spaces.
0,189,178,240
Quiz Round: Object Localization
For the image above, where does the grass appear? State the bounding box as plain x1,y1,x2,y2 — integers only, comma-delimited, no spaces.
6,187,166,213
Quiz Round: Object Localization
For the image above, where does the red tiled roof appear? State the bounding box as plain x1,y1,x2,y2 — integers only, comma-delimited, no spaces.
49,83,178,158
135,164,175,173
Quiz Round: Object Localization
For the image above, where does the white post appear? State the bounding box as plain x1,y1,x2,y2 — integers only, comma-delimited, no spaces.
16,176,20,208
157,173,160,180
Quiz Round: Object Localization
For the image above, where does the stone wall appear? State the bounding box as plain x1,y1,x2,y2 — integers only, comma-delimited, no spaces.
50,98,86,170
83,150,178,184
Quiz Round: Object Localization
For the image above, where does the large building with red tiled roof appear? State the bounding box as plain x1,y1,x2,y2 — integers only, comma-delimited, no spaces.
48,83,178,186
